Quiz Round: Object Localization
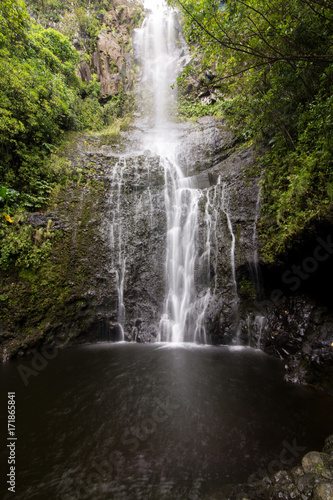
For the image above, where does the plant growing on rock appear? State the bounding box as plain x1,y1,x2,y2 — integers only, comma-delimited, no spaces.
168,0,333,261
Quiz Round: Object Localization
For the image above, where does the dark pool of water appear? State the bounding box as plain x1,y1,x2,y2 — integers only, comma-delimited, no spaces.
1,343,333,499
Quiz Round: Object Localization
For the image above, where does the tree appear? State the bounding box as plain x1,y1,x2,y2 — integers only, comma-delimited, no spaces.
0,0,29,48
0,4,81,207
169,0,333,259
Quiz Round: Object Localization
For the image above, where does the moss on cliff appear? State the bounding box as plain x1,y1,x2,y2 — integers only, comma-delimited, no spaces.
0,133,113,360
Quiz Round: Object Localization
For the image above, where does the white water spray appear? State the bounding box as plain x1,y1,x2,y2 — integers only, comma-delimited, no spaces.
136,1,178,127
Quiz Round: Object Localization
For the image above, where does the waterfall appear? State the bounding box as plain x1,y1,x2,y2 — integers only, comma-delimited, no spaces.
104,1,256,345
136,1,178,127
159,161,205,343
255,315,266,348
107,158,127,340
135,2,210,343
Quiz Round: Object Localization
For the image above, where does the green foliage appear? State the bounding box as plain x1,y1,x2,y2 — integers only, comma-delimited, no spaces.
0,0,139,280
176,96,223,119
259,90,333,260
0,3,108,215
74,5,104,51
25,0,145,52
238,277,256,302
0,11,83,204
103,87,130,120
0,0,29,47
73,85,133,132
0,187,20,207
0,223,55,270
170,0,333,260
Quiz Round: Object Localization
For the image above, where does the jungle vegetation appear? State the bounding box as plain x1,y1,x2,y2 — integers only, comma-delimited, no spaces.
1,0,333,264
0,0,134,216
168,0,333,260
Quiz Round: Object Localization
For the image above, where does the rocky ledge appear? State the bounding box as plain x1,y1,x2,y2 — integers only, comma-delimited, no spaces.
222,434,333,500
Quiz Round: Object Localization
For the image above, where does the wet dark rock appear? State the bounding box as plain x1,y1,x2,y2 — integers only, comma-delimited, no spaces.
90,0,144,98
25,212,66,231
223,435,333,499
273,470,293,484
302,452,330,475
313,482,333,500
323,435,333,456
175,117,236,176
291,465,305,480
267,482,301,499
296,472,319,495
199,89,211,99
79,61,92,84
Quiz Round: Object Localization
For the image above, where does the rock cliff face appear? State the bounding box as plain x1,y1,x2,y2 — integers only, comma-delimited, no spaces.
110,117,262,344
172,117,261,343
248,240,333,395
0,116,332,394
90,0,144,98
27,0,144,99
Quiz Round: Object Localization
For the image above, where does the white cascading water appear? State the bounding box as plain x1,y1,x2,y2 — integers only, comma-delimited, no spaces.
136,1,209,343
160,168,205,343
108,158,127,340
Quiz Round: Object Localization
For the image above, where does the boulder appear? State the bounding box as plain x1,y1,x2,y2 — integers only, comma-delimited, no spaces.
313,482,333,500
302,451,329,474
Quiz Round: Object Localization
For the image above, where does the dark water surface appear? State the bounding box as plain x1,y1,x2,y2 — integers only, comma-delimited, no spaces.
1,343,333,499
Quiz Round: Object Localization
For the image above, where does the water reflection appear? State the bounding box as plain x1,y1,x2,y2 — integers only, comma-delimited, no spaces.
1,343,333,499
